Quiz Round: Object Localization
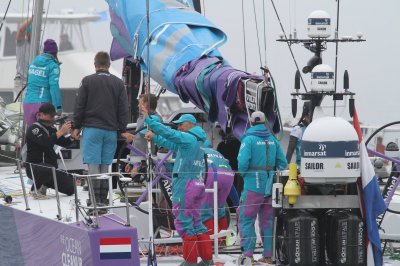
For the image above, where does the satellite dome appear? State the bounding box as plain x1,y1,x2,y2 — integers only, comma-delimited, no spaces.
307,10,331,38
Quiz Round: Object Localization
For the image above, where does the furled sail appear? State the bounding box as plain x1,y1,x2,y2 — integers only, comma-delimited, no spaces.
106,0,282,138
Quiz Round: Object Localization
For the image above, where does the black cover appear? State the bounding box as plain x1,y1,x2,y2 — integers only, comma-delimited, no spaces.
277,210,320,266
325,210,365,266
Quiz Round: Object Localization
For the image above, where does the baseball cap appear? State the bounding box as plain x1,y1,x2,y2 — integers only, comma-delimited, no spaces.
250,111,265,124
172,114,197,125
38,103,56,116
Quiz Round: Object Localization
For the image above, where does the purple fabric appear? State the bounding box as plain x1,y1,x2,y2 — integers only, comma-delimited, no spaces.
202,63,223,115
231,111,251,140
213,68,238,133
195,59,223,112
23,102,46,127
184,179,205,229
174,59,201,103
174,56,220,108
223,72,263,108
173,55,282,139
172,179,206,237
110,38,130,61
237,190,273,257
203,169,235,217
109,8,132,60
208,65,235,124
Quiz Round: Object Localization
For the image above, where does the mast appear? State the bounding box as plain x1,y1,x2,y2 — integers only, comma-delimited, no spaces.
29,0,44,63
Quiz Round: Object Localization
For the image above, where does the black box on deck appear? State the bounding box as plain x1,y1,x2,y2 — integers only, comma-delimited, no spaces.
325,210,365,265
277,211,320,266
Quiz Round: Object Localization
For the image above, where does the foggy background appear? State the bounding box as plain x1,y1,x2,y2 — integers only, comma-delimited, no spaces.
4,0,399,126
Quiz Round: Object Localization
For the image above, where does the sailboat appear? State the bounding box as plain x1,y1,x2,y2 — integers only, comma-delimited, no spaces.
1,0,400,265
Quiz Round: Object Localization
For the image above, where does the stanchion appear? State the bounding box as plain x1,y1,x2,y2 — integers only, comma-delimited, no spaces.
51,167,62,220
16,160,30,210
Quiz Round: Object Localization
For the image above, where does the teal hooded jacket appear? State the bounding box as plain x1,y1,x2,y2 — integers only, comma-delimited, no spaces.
237,124,288,196
24,53,62,111
145,115,210,180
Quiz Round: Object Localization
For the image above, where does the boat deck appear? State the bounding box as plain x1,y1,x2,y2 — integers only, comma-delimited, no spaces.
2,165,400,265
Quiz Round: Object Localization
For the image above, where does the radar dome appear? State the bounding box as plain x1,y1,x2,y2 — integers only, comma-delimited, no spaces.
310,64,334,92
301,116,360,184
307,10,331,38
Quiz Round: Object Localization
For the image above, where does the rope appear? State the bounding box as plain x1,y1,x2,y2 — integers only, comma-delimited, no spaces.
241,0,247,72
262,0,267,66
333,0,340,116
0,0,12,32
39,0,52,52
288,0,292,35
269,0,308,92
251,0,263,69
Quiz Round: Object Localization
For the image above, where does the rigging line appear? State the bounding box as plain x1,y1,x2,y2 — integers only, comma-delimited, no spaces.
252,0,263,69
241,0,247,72
145,0,155,250
288,0,292,35
39,0,51,52
146,0,151,95
333,0,340,116
270,0,308,92
262,0,267,66
202,0,205,16
0,0,12,32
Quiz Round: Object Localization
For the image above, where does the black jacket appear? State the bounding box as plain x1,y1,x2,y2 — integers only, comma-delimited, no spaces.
73,70,128,132
26,122,73,168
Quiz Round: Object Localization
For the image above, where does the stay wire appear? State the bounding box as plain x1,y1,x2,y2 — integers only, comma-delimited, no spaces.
241,0,247,72
251,0,263,69
262,0,267,66
333,0,340,116
39,0,51,52
0,0,12,32
270,0,308,92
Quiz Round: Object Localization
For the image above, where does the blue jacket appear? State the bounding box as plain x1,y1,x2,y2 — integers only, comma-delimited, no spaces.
237,124,287,196
145,115,210,180
24,53,62,111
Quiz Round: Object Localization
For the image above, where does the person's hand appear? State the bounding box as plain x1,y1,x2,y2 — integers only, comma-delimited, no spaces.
59,121,72,135
144,130,154,141
125,164,131,173
121,132,134,143
71,128,81,140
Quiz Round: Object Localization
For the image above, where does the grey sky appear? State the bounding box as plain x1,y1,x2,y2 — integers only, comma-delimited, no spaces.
4,0,399,125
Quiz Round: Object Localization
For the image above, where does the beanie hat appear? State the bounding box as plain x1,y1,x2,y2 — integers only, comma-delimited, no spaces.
43,39,58,54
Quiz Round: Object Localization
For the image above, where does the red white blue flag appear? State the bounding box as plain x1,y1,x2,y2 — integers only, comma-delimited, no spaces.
99,237,132,260
353,106,387,266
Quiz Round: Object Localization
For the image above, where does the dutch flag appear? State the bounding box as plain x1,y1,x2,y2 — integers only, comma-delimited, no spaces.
99,237,132,260
353,106,387,266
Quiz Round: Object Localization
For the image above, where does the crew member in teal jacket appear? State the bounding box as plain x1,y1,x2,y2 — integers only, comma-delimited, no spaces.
23,39,62,126
201,147,234,238
143,112,213,266
236,111,287,265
